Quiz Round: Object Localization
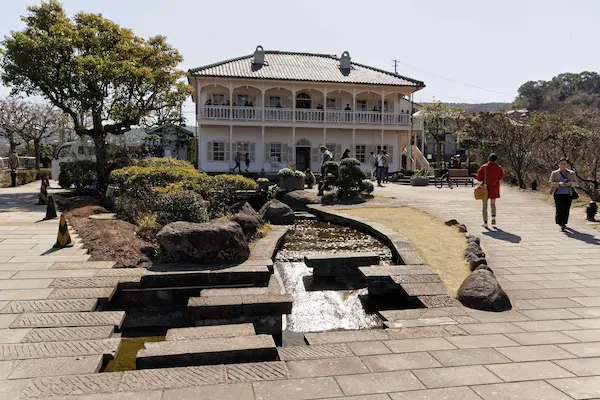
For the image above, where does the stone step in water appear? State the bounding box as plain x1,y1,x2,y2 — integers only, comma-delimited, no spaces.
305,252,381,278
358,265,436,295
188,294,292,320
136,334,278,369
141,264,271,287
0,338,121,361
10,311,125,329
0,299,98,313
113,285,249,309
165,323,256,341
200,275,282,297
294,211,318,221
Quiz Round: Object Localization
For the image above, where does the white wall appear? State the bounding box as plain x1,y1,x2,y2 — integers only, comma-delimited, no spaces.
198,125,404,173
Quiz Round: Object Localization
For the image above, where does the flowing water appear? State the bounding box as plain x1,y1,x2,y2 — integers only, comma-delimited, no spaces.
276,220,392,334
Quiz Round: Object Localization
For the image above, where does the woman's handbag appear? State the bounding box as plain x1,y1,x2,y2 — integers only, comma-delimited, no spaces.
560,171,579,200
474,166,488,200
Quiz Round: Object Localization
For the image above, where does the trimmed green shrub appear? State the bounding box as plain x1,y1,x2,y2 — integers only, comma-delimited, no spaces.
152,186,208,225
362,179,374,194
58,160,97,191
337,158,367,200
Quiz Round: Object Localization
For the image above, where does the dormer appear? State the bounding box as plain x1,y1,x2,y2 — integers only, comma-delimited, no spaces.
340,51,351,75
252,45,265,71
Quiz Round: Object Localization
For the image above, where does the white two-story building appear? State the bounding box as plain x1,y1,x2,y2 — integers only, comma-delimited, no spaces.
189,46,428,174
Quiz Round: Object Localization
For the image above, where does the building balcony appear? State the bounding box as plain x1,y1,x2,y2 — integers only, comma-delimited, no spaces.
198,106,411,126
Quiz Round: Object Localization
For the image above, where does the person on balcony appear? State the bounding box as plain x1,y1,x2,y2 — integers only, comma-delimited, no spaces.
341,149,350,160
205,99,212,105
344,104,351,111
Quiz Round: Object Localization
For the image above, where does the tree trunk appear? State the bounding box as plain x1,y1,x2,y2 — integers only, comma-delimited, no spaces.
92,132,108,193
34,140,40,171
435,139,442,164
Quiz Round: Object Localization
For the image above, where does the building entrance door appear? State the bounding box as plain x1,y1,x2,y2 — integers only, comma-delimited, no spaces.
296,147,310,171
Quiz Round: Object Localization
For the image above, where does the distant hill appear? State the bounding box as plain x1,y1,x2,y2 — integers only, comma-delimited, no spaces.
439,103,511,112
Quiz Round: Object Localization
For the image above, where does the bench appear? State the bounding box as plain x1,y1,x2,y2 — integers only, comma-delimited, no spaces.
436,168,473,187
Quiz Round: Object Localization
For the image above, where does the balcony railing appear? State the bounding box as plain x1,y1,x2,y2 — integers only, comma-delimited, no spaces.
199,106,411,125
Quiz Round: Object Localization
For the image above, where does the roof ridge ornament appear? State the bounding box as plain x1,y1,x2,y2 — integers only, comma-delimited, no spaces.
340,51,351,76
252,45,265,71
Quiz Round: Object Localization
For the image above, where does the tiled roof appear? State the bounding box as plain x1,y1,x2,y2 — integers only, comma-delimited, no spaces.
189,51,425,88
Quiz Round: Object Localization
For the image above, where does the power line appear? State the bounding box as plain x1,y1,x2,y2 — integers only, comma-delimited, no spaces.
394,60,514,98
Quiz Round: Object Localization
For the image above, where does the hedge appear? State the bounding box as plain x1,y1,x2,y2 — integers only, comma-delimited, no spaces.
0,169,51,188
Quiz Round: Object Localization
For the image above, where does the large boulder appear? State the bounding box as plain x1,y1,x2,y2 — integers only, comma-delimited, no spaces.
230,212,262,239
457,269,512,312
464,242,485,258
280,190,320,211
259,199,295,225
228,201,259,218
156,221,250,263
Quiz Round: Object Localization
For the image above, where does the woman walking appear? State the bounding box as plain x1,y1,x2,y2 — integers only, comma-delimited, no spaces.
549,158,578,231
476,153,505,228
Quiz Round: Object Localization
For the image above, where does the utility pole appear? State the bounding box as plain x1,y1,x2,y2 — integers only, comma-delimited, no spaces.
392,59,399,75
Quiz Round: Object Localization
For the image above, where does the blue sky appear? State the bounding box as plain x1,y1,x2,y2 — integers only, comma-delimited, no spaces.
1,0,600,121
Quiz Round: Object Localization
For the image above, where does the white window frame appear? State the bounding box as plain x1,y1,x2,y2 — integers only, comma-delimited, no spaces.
213,142,226,161
270,143,282,162
355,145,366,163
212,94,225,105
326,98,337,110
356,99,367,110
269,96,281,107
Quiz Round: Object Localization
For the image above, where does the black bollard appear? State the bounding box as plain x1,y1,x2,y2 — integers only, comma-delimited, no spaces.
10,169,17,187
531,180,538,191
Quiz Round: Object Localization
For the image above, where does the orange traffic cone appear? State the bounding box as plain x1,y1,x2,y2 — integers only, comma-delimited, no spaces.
53,215,73,248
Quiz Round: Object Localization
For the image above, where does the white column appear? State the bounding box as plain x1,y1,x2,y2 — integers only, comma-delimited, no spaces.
292,86,296,122
381,91,385,125
407,131,413,170
292,127,296,164
380,129,384,149
352,89,356,124
260,88,265,121
323,128,327,146
352,129,356,157
261,126,265,173
323,87,327,123
229,82,233,121
229,125,234,172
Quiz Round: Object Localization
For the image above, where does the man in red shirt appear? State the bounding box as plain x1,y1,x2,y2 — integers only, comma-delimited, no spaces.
476,153,505,228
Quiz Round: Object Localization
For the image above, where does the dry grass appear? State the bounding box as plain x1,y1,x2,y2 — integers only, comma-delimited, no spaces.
340,206,470,296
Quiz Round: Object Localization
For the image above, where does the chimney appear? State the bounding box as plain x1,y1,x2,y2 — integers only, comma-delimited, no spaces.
340,51,351,75
253,45,265,68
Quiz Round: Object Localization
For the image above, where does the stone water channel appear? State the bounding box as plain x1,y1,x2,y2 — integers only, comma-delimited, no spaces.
276,220,392,336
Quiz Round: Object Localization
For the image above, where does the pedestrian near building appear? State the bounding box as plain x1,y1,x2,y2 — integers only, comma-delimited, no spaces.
476,153,505,229
8,150,20,187
376,150,386,187
341,149,350,160
382,150,390,183
549,158,578,232
232,152,242,173
319,146,332,175
244,153,250,173
369,151,376,181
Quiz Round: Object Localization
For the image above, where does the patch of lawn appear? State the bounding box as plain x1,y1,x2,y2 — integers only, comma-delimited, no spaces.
339,206,470,297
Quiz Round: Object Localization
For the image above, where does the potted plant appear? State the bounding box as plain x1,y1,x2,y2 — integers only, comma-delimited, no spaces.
410,169,430,186
257,177,270,191
278,167,305,190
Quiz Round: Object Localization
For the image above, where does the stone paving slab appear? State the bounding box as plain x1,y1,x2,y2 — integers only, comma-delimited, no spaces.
485,360,575,382
49,276,141,288
10,311,125,329
7,355,103,379
21,372,124,398
389,386,483,400
0,338,120,361
50,261,116,270
335,370,425,396
287,356,368,378
0,299,97,314
0,329,30,344
226,361,290,383
48,287,116,300
0,288,53,301
165,324,256,341
277,344,353,361
383,317,457,329
120,365,226,392
252,376,344,399
472,380,573,400
20,326,115,343
304,330,391,345
413,364,502,388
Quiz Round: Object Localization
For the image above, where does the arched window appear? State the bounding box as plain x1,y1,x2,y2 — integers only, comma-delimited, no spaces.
296,138,311,147
296,92,312,109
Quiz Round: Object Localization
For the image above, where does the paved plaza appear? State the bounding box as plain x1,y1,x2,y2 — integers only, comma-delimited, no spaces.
1,181,600,399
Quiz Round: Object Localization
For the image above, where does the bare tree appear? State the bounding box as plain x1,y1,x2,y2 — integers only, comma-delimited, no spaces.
19,103,64,170
0,97,29,152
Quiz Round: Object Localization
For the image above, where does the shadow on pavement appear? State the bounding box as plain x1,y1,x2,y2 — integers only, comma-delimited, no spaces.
482,228,522,243
565,228,600,245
